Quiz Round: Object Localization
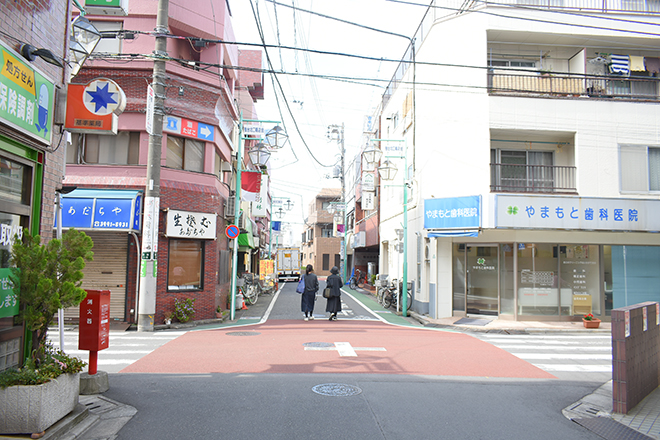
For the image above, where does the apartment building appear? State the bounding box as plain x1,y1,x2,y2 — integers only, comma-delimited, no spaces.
376,0,660,321
301,188,342,277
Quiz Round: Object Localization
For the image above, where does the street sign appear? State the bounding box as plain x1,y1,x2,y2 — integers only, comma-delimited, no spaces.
145,84,154,135
226,224,240,239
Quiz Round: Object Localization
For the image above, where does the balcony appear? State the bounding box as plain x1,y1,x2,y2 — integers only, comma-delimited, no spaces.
490,163,577,193
488,71,660,100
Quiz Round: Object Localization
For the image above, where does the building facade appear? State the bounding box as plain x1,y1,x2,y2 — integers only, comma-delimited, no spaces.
62,1,267,325
301,188,342,277
0,0,70,371
376,0,660,321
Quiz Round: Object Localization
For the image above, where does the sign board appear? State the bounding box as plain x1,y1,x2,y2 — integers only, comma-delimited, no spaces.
259,259,274,280
55,190,142,231
78,290,110,351
145,84,154,135
242,124,266,138
424,196,481,230
141,196,160,260
65,79,125,134
496,195,660,232
362,172,375,191
0,39,55,145
85,0,129,15
0,268,18,318
166,209,217,239
164,115,214,142
252,175,268,216
362,191,375,210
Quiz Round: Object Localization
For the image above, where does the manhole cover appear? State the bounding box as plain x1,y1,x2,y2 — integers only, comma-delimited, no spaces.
226,331,261,336
312,383,362,397
303,342,334,348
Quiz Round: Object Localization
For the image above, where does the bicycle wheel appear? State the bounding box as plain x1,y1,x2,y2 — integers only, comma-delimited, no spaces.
382,292,393,309
349,278,357,290
244,285,258,305
376,288,386,306
356,278,364,288
406,291,413,310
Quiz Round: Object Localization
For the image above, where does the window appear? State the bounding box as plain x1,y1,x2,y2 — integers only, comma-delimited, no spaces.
491,149,554,192
488,59,536,69
334,254,341,269
168,239,204,290
166,136,204,172
90,21,122,55
321,225,333,238
322,254,330,271
67,132,140,165
620,145,660,192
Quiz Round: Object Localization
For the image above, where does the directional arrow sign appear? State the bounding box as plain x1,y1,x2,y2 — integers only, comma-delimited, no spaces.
198,123,214,141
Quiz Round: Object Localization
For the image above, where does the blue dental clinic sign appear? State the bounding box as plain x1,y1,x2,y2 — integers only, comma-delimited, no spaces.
55,189,142,232
424,196,481,230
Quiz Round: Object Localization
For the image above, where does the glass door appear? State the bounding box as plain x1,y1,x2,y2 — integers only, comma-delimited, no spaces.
466,245,499,315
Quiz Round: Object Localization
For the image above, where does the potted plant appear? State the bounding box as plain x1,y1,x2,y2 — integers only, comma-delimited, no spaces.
163,311,173,325
582,313,601,329
0,229,93,437
173,297,196,323
215,306,224,320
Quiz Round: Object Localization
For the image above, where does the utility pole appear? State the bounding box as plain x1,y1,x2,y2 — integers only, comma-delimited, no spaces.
340,123,346,282
137,0,168,331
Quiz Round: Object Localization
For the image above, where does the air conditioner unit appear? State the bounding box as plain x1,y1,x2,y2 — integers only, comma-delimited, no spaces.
224,196,235,218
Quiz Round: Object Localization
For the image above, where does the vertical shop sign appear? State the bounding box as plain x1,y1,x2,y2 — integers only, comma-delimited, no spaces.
0,268,18,318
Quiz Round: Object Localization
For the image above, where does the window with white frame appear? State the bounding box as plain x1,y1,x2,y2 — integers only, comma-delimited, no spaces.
90,21,123,55
67,132,140,165
620,145,660,192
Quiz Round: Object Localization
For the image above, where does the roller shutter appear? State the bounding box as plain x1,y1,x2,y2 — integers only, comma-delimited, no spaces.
64,231,128,322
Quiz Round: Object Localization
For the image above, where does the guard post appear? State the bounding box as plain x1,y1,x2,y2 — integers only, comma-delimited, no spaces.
79,290,110,375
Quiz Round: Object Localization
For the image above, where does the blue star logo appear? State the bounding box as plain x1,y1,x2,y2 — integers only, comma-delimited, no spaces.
86,83,117,113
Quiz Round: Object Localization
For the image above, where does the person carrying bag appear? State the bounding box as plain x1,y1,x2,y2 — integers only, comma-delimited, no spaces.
301,264,318,321
324,266,343,321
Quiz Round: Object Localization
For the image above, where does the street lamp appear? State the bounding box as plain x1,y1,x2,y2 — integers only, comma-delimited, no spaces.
269,197,293,257
248,143,271,166
69,16,102,77
363,138,410,317
230,113,286,320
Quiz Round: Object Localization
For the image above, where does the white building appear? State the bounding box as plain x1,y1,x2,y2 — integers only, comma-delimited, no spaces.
376,0,660,321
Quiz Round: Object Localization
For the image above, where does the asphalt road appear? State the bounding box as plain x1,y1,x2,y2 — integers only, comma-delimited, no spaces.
95,281,604,439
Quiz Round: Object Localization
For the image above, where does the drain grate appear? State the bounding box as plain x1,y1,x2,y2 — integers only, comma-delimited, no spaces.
303,342,334,348
312,383,362,397
226,331,261,336
574,417,655,440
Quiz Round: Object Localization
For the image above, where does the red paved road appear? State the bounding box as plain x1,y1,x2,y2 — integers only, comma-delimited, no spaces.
121,321,556,379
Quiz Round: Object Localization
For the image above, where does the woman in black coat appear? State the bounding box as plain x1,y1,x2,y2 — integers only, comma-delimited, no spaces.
324,266,343,321
301,264,318,321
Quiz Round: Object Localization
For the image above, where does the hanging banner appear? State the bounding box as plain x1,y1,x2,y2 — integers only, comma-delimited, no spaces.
241,171,262,202
363,191,375,210
252,175,268,216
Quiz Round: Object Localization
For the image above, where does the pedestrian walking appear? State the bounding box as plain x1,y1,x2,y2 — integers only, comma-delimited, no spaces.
301,264,318,321
324,266,343,320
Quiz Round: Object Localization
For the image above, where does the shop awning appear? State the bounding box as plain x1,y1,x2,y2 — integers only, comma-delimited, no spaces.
237,217,255,249
427,230,479,238
55,189,142,232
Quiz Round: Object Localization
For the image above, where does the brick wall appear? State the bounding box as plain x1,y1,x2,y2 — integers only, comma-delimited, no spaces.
612,301,660,414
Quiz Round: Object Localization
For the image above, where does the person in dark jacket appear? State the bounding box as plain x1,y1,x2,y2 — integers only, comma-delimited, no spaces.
324,266,343,321
301,264,318,321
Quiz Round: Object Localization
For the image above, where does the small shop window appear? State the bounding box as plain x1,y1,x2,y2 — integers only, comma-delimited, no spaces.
166,136,204,172
67,132,140,165
168,239,204,290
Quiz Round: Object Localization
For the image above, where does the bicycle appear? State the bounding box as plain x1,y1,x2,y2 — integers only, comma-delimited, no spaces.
381,279,412,311
349,269,367,289
238,273,259,305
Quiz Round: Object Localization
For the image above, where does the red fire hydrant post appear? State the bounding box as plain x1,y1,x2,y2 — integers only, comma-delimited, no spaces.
78,290,110,375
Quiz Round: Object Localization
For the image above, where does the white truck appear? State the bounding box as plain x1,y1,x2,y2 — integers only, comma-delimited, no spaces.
276,248,301,281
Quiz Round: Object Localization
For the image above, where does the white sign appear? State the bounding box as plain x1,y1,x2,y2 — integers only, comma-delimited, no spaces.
145,85,154,135
362,172,375,192
496,195,660,232
243,124,265,137
141,196,160,259
166,209,217,239
363,191,375,210
252,175,269,217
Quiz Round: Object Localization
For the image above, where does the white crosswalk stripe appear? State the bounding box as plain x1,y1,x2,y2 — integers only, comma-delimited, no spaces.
476,333,612,380
48,330,186,374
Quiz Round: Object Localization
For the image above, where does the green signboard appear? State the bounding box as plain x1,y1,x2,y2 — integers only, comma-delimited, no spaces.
0,39,55,145
85,0,121,6
0,268,19,318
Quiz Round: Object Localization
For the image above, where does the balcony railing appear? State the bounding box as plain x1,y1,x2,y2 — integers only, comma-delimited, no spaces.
490,163,577,193
488,71,660,100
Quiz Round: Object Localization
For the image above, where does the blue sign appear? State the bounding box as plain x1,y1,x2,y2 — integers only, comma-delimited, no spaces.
197,122,214,141
55,189,143,231
165,116,180,132
424,196,481,230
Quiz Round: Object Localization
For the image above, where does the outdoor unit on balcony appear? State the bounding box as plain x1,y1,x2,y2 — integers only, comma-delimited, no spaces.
224,196,235,218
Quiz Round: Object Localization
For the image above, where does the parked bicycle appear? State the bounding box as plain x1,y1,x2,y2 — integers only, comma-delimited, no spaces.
380,279,412,311
349,269,367,289
238,273,260,305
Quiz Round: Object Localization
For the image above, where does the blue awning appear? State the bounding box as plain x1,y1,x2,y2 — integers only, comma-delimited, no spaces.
55,189,142,232
427,230,480,238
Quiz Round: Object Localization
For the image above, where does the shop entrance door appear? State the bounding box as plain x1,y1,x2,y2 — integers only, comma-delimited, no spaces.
466,245,499,315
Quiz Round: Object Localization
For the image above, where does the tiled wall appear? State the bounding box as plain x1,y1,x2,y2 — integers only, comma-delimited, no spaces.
612,301,660,414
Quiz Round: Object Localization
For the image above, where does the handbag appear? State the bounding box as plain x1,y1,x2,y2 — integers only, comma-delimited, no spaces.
296,276,305,294
322,287,331,299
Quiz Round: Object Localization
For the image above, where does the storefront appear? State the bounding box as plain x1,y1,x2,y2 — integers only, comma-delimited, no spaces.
428,195,660,321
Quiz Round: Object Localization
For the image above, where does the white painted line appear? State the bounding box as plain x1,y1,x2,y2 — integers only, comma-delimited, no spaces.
64,350,153,355
496,345,611,351
533,364,612,372
335,342,357,357
512,353,612,360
